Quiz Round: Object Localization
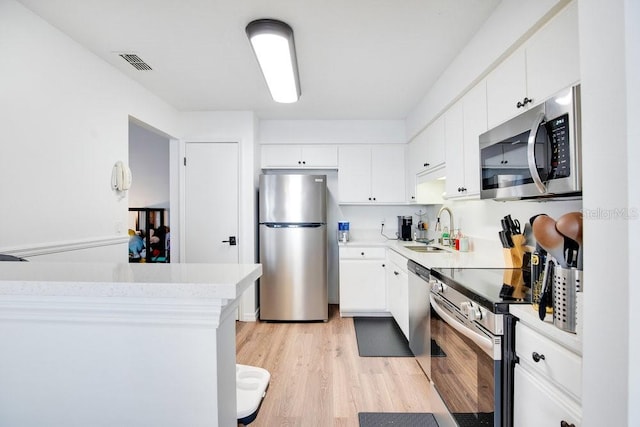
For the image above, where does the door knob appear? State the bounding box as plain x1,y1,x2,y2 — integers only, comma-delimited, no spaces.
222,236,237,246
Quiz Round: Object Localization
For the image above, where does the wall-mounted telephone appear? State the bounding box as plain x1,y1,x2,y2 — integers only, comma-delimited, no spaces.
111,161,132,192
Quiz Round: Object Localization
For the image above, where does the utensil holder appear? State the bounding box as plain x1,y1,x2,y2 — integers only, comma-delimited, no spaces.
552,266,582,333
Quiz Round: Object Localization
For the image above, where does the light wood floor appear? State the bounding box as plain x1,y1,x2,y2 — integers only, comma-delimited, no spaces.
235,305,443,426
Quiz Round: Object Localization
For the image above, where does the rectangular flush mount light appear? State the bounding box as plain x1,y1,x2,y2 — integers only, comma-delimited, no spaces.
246,19,301,103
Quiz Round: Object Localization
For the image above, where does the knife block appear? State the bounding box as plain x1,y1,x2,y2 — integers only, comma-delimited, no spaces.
502,234,526,268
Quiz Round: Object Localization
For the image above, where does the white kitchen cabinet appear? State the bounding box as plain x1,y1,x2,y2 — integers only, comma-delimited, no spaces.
408,115,445,176
514,365,581,427
386,249,409,339
486,1,579,129
261,144,338,169
445,81,486,200
338,145,405,204
486,48,527,129
339,246,387,316
513,321,582,426
525,1,580,109
444,100,464,198
406,115,446,202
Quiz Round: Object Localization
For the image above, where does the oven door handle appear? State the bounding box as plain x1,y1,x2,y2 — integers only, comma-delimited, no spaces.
527,111,548,194
430,294,494,357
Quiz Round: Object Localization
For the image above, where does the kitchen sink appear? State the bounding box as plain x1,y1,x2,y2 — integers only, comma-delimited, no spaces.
404,245,447,253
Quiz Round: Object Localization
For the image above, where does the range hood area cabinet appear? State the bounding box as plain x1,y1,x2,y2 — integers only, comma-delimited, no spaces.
406,115,445,202
486,1,580,129
338,144,405,204
444,80,487,200
261,144,338,169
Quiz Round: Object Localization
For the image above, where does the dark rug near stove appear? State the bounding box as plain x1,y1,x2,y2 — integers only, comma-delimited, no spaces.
358,412,439,427
431,339,446,357
353,317,413,357
452,412,494,426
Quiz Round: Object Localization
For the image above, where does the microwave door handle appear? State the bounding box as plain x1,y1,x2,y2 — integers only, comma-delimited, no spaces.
527,112,547,194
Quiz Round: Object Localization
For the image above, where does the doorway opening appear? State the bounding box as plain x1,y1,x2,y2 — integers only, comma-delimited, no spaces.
127,118,174,263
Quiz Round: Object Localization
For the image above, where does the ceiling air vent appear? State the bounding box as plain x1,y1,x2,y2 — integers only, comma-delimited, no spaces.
119,53,152,71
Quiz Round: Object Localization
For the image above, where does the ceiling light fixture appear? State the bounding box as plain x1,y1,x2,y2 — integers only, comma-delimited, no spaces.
246,19,301,103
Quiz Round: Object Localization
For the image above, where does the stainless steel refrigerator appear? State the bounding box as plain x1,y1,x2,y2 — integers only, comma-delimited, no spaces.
259,174,328,321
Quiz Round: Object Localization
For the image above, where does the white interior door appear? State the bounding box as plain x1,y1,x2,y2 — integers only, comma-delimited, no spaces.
184,142,239,263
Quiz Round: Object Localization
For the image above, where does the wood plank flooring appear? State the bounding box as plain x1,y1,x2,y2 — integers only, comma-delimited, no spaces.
235,305,443,426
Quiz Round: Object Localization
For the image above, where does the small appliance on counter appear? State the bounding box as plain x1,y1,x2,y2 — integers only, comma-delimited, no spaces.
338,221,350,242
398,216,412,241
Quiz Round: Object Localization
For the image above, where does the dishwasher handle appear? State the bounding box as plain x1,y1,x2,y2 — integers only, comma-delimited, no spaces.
407,260,430,280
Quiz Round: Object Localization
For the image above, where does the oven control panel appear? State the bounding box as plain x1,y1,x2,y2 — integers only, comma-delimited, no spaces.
429,278,503,335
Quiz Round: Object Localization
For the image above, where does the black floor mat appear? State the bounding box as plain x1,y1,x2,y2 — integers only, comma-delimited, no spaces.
452,412,494,426
431,339,446,357
353,317,413,357
358,412,439,427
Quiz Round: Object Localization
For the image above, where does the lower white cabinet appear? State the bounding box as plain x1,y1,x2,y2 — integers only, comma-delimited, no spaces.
514,365,581,427
338,246,387,316
514,321,582,426
386,250,409,339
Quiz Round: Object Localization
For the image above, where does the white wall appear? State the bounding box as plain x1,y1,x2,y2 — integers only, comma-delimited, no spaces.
626,1,640,424
0,0,179,260
579,0,637,425
128,122,170,211
259,120,406,144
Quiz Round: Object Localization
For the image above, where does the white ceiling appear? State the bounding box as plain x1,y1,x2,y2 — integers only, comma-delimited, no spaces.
17,0,501,120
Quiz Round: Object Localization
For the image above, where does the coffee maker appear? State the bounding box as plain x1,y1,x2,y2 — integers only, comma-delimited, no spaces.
398,216,412,241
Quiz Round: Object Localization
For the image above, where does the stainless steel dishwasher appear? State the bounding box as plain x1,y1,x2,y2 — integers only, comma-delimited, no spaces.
407,259,432,379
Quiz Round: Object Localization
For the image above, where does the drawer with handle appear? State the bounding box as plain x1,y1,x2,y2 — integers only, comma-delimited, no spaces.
339,246,386,260
515,322,582,401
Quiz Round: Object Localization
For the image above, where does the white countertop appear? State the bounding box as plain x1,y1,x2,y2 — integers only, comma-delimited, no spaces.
339,230,506,269
0,262,262,300
510,295,583,355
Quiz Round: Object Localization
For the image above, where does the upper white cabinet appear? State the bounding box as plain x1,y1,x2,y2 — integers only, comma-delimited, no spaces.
408,115,445,176
445,81,487,200
261,144,338,169
486,1,579,129
338,145,405,204
406,115,446,202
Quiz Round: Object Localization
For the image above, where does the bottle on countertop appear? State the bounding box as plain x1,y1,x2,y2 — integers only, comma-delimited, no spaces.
441,226,450,246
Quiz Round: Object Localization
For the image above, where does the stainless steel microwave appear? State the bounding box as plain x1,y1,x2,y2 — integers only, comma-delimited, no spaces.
479,85,582,200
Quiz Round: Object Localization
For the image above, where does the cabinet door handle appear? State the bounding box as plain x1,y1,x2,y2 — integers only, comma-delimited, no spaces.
302,160,306,165
423,162,430,167
532,352,545,362
361,252,365,256
394,271,399,276
517,97,533,108
560,421,575,427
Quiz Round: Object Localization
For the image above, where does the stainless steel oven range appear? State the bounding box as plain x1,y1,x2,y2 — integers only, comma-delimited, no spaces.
428,267,530,427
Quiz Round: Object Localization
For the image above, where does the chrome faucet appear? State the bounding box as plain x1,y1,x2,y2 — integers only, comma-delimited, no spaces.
436,206,454,246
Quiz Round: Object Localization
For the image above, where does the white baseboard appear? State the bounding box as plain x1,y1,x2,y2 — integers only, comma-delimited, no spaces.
239,307,259,322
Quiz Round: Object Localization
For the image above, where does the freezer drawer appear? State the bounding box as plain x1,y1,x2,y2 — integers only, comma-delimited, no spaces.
259,224,328,321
